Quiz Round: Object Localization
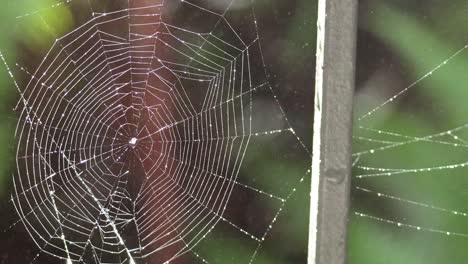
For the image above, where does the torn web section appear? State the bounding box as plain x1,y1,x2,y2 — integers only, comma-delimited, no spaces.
3,0,315,263
351,1,468,263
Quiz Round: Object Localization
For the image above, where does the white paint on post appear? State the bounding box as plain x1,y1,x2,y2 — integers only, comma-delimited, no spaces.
309,0,327,262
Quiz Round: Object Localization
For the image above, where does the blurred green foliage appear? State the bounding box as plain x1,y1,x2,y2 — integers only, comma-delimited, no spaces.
0,0,73,195
18,5,73,51
0,1,18,196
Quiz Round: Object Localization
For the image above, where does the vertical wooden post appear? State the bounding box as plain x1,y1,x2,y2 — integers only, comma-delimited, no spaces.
308,0,358,263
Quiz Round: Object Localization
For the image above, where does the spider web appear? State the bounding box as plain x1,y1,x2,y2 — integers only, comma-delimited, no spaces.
1,0,312,263
352,2,468,261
